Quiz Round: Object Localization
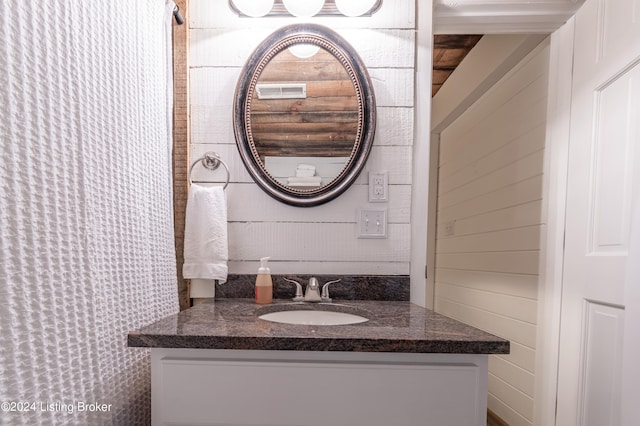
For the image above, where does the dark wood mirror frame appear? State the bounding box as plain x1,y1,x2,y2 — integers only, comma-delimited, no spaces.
233,23,376,207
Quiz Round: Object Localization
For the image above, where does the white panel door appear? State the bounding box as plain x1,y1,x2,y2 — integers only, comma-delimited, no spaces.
556,0,640,425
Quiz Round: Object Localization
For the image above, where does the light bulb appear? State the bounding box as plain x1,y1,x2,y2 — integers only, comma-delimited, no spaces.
335,0,378,17
231,0,274,17
288,43,321,59
282,0,325,17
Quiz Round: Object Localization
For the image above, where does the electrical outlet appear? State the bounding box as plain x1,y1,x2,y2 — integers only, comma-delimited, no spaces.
358,208,387,239
368,171,388,202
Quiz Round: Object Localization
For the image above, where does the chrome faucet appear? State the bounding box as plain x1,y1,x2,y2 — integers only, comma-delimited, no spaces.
304,277,322,302
283,277,341,303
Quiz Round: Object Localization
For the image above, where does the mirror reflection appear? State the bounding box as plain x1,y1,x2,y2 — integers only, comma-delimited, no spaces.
233,24,376,207
250,45,358,189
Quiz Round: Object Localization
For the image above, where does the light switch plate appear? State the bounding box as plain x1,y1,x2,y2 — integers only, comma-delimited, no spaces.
368,171,388,202
357,208,387,239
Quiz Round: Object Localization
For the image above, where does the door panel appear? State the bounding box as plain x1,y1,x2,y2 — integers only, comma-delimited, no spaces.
556,0,640,424
580,302,624,426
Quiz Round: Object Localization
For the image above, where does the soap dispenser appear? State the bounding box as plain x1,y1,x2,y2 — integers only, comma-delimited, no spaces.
255,257,273,304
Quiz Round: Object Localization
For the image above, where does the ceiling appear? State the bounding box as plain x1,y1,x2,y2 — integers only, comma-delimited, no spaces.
432,35,483,96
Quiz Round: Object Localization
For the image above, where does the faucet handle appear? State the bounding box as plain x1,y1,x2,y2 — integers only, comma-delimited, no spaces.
283,277,304,302
321,279,341,303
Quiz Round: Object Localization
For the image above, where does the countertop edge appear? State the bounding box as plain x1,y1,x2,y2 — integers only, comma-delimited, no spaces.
127,336,509,354
127,299,510,354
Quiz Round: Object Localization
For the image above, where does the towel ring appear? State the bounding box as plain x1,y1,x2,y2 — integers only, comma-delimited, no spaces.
188,152,230,189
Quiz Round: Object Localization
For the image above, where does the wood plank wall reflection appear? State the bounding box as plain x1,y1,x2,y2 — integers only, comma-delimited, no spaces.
251,48,358,159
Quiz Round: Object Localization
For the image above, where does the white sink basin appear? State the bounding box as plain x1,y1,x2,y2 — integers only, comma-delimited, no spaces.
259,309,369,326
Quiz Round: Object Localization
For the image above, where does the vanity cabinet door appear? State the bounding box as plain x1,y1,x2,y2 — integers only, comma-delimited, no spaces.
151,349,488,426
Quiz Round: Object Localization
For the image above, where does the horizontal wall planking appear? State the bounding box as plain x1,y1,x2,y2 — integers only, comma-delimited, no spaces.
435,281,537,324
341,29,414,68
190,67,413,108
372,107,413,146
488,374,534,423
436,225,542,254
434,268,538,300
434,296,537,348
436,200,543,239
439,95,547,178
437,176,543,223
368,68,414,107
225,183,411,223
438,149,545,209
489,355,535,397
435,250,540,275
488,394,533,426
190,105,235,145
187,182,409,224
190,28,272,67
501,342,536,374
440,59,547,155
189,0,415,30
190,105,413,147
438,71,547,171
437,124,546,195
228,260,410,275
190,29,414,69
438,107,546,184
359,146,412,185
438,45,549,167
228,222,410,262
190,67,240,107
190,144,413,185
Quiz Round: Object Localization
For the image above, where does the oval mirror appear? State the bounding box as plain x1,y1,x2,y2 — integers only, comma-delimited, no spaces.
233,24,376,207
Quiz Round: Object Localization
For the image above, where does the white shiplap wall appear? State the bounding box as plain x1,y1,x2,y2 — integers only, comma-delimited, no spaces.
434,40,550,426
188,0,415,275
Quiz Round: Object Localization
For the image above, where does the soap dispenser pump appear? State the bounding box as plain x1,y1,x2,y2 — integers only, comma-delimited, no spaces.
255,257,273,304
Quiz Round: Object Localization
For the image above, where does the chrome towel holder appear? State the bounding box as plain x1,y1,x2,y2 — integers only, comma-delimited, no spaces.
188,152,230,189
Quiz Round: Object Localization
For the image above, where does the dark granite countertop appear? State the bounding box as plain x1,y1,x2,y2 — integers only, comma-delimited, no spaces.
128,299,509,354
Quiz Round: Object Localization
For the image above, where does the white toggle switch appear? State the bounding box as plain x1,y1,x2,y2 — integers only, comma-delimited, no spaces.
368,171,388,202
357,208,387,238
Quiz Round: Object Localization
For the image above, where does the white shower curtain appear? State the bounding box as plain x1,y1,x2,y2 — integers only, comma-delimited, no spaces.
0,1,179,424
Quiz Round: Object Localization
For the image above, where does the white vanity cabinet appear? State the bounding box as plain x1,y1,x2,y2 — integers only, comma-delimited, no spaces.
151,348,488,426
128,299,507,425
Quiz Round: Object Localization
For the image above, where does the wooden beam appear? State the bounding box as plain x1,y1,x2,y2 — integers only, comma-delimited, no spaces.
172,0,190,311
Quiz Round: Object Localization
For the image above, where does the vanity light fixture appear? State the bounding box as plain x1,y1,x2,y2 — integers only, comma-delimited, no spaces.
229,0,381,17
230,0,274,17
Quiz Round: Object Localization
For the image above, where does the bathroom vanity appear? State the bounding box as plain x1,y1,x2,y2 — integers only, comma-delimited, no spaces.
129,299,508,426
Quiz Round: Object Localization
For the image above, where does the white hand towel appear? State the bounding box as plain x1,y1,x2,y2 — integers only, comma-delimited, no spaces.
183,185,228,283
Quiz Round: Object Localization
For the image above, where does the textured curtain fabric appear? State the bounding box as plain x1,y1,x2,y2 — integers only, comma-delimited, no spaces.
0,1,179,424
